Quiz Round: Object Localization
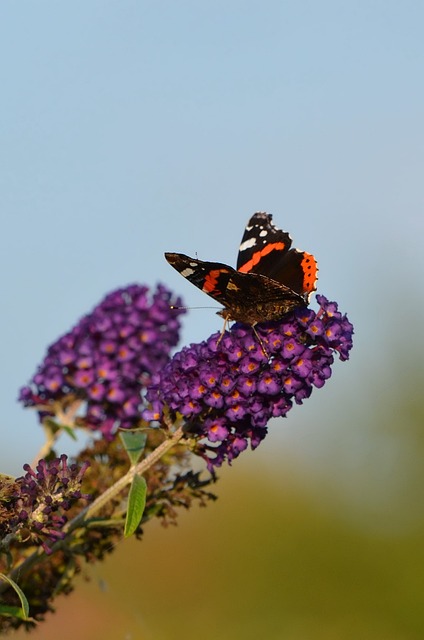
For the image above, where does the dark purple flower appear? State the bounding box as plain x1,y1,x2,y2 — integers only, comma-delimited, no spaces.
206,418,229,442
121,396,141,417
106,385,127,404
8,455,91,553
237,376,257,396
96,360,118,381
225,403,248,421
73,369,95,388
144,296,353,469
44,368,64,393
257,372,281,395
19,284,185,438
204,390,225,409
87,383,107,401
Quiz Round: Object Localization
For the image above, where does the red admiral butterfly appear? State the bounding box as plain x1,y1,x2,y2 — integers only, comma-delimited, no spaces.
165,212,318,325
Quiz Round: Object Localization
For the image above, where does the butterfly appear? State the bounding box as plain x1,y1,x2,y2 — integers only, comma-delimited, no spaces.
165,211,318,325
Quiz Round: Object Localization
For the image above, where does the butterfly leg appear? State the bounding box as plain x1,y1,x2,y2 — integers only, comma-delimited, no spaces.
216,317,229,346
252,325,270,359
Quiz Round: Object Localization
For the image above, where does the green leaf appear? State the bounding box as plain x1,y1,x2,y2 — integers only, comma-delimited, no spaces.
42,417,62,433
60,425,78,441
124,475,147,538
119,430,147,466
0,574,30,620
0,605,29,619
41,418,77,441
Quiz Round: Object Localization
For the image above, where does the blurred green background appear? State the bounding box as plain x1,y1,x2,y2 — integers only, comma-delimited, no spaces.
2,1,424,638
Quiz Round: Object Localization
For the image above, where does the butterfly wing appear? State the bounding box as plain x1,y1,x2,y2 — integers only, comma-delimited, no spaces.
237,212,292,274
237,212,318,299
164,253,236,306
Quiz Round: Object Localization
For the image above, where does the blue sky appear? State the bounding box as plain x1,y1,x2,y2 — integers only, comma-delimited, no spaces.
1,1,423,475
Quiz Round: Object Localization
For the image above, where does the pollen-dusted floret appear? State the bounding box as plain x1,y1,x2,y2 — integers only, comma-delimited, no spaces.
1,456,91,554
144,296,353,470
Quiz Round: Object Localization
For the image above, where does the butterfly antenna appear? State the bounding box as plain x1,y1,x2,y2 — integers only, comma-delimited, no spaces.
169,305,220,311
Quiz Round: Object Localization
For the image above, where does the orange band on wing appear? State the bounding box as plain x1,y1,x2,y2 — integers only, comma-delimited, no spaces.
203,269,230,293
238,241,286,273
301,252,318,292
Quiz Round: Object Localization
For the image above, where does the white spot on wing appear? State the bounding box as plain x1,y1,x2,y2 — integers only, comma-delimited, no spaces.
181,268,195,277
239,237,256,252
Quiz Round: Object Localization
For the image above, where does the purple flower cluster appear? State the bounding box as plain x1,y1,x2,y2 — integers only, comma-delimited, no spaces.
9,456,90,553
144,295,353,470
19,284,185,438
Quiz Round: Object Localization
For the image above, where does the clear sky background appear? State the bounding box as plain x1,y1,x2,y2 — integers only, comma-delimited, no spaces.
1,1,423,486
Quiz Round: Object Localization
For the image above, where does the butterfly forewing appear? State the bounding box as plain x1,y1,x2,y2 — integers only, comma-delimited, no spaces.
237,212,317,297
237,212,292,275
164,253,235,306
